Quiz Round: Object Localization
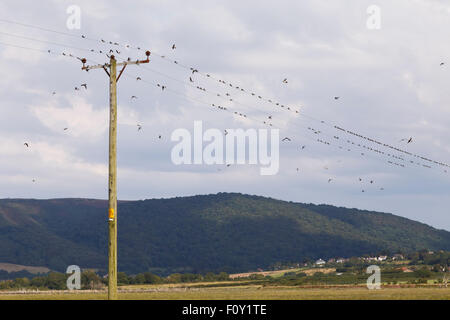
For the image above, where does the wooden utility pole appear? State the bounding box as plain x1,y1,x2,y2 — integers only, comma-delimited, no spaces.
81,52,150,300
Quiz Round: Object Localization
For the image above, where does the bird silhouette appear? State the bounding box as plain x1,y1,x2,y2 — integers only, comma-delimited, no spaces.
137,124,142,131
81,83,87,90
131,96,138,100
24,143,29,147
52,91,56,95
63,128,68,131
136,77,141,81
328,178,333,183
282,78,288,84
172,44,176,50
334,96,340,100
440,62,445,66
282,137,291,142
158,135,162,139
74,87,80,91
189,77,194,83
407,137,413,144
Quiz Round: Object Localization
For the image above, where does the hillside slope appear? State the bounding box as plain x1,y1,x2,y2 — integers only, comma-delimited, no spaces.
0,193,449,274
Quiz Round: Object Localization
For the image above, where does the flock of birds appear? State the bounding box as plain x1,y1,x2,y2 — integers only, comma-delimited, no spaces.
21,40,447,192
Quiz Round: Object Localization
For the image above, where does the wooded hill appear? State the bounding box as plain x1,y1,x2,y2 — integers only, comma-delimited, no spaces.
1,193,449,275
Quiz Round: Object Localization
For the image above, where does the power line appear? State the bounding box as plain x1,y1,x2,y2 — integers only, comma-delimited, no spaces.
0,19,447,170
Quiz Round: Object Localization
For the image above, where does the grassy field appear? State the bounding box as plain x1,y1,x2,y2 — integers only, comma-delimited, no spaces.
1,285,449,300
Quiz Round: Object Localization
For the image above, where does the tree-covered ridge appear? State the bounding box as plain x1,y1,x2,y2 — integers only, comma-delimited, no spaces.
0,193,449,275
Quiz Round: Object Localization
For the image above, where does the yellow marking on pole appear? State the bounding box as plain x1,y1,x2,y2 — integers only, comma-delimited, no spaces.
108,208,115,220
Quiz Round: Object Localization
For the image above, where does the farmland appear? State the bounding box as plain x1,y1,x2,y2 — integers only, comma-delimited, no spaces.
0,284,449,300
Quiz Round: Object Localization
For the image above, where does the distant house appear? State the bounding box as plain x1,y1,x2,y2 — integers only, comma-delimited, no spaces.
392,254,404,260
377,256,387,261
336,258,345,263
315,259,326,266
401,267,413,273
327,258,336,263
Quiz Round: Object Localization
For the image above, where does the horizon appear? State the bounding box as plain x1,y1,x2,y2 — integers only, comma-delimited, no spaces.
1,191,448,232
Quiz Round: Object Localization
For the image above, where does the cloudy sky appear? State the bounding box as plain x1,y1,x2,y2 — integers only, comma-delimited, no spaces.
1,0,449,230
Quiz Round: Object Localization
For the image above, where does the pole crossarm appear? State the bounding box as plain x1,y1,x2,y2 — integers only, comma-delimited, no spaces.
80,51,150,72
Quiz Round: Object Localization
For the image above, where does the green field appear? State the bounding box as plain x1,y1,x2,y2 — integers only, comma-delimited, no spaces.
1,285,449,300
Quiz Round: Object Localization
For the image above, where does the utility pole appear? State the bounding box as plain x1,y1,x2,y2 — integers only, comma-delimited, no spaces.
81,52,150,300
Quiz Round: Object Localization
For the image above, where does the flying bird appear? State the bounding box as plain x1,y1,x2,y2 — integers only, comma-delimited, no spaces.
282,137,291,142
74,87,80,91
172,44,176,50
440,62,445,66
136,77,141,81
282,78,288,84
131,96,138,100
137,124,142,131
63,127,68,131
189,77,194,83
81,83,87,90
334,96,340,100
328,178,333,183
24,143,29,147
158,135,162,139
400,137,413,143
52,91,56,95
